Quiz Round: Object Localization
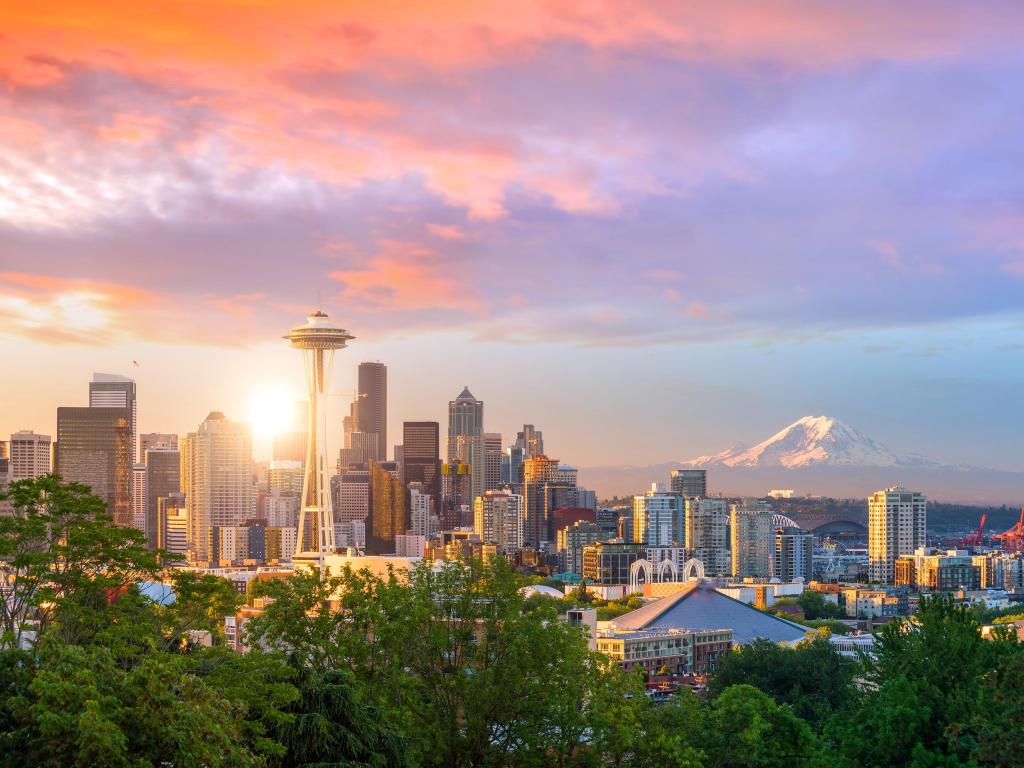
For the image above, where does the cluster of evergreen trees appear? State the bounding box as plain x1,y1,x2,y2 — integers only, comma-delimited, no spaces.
1,475,1022,767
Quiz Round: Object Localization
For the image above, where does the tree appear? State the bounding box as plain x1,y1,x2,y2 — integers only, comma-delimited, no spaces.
709,636,858,730
797,590,841,620
705,685,819,768
0,643,262,768
0,476,162,650
160,571,244,648
830,595,1024,767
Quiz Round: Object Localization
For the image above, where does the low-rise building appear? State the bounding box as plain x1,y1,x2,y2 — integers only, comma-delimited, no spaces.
596,627,733,676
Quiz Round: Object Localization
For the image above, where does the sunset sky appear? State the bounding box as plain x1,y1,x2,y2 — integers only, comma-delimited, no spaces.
2,2,1023,469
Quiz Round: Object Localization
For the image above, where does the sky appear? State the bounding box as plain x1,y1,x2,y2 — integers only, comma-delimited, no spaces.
1,1,1023,472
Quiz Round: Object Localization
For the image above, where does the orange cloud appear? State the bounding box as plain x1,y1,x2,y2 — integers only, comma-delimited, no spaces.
329,240,482,314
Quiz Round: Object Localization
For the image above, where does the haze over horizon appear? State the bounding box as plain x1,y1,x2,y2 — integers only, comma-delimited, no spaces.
2,2,1023,475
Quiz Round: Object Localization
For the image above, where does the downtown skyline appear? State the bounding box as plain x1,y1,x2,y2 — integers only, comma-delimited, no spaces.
2,2,1024,472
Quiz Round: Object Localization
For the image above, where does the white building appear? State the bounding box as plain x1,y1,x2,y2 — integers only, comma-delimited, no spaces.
686,497,729,575
473,489,524,553
180,412,253,562
409,485,439,537
265,488,299,528
9,430,51,480
395,534,427,558
868,487,926,583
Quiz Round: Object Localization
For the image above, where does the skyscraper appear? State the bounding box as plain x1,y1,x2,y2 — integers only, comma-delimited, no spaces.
357,362,387,461
9,430,51,480
132,463,147,531
338,431,379,470
55,406,131,525
180,412,253,562
89,373,137,462
685,497,729,575
774,525,813,582
730,502,773,578
484,432,502,491
633,487,684,547
515,425,544,459
474,489,524,553
140,433,177,455
447,387,484,504
670,469,707,498
869,486,927,583
403,421,441,515
522,454,559,549
145,447,180,550
367,460,404,554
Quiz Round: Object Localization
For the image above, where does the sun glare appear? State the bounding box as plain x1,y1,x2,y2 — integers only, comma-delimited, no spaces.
246,386,297,437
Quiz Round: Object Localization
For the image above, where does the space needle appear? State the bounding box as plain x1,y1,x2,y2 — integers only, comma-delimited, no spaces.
284,309,354,571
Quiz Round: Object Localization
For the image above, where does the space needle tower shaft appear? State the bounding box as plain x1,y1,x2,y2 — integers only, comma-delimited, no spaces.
284,310,354,570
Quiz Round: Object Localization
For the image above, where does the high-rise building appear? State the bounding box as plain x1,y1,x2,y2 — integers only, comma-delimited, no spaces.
408,482,438,538
730,502,773,578
773,526,813,582
440,461,472,529
869,486,927,583
55,406,131,525
266,526,298,562
268,460,304,497
484,432,502,491
338,431,379,471
145,448,180,550
156,492,188,555
9,430,51,480
473,489,524,553
447,387,484,504
367,460,404,555
670,469,707,498
273,430,308,464
89,373,137,462
180,412,253,563
500,446,524,486
516,425,544,459
264,488,299,528
522,455,560,549
131,463,147,531
403,421,441,513
357,362,387,461
140,433,176,456
685,497,729,575
332,467,370,524
557,520,610,574
285,310,354,565
633,487,685,547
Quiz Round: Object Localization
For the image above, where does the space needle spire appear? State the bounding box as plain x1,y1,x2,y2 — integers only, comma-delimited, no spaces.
284,309,354,571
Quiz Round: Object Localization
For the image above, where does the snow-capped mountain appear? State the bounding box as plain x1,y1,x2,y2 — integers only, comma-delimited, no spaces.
683,416,937,469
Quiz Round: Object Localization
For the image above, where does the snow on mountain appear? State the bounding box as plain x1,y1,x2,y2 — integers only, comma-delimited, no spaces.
683,416,938,469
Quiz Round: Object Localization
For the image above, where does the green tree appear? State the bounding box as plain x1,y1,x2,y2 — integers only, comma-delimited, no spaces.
0,475,163,650
709,636,858,730
797,590,842,620
706,684,820,768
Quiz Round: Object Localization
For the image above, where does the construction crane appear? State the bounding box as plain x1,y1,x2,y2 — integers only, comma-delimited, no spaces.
955,512,987,550
993,508,1024,554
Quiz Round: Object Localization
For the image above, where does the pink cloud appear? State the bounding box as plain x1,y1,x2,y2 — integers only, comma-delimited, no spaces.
426,223,468,240
1001,261,1024,278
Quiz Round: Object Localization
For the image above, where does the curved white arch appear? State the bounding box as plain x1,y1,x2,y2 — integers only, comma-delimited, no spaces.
658,558,678,581
681,558,705,581
629,559,654,593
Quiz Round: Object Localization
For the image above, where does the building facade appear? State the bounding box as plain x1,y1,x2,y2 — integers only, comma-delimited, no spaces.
473,489,524,553
731,503,773,578
633,489,685,547
55,406,131,525
180,412,253,563
868,487,927,583
685,498,729,575
356,362,387,461
9,430,51,480
670,469,707,498
89,373,137,462
447,387,484,505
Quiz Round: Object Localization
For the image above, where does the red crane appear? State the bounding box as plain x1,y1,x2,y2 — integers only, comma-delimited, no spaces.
955,512,987,549
994,508,1024,553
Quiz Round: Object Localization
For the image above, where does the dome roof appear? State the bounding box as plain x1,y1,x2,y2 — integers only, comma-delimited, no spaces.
520,584,565,599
